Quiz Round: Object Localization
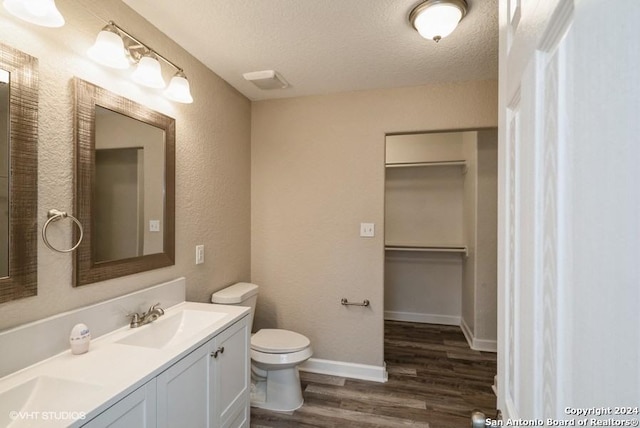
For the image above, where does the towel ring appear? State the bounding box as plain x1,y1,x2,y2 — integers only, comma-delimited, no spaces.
42,209,84,253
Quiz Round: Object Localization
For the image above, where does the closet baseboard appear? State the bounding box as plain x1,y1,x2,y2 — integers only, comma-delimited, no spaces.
461,318,497,352
384,311,460,326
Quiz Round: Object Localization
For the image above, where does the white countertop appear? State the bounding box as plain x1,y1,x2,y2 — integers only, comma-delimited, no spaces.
0,302,249,427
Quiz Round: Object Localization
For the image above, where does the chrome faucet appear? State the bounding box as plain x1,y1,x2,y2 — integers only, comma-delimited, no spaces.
129,303,165,328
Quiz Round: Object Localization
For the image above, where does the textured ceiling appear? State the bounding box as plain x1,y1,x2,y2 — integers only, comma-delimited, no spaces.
122,0,498,101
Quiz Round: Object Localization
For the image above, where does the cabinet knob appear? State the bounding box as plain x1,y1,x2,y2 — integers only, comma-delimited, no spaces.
210,346,225,358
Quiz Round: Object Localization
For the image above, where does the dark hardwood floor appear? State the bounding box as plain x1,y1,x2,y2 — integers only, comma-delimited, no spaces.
250,321,497,427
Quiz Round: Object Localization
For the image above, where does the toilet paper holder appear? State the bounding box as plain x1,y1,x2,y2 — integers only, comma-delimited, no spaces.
341,298,370,307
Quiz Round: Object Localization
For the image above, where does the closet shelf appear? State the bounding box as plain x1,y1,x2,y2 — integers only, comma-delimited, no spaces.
385,160,467,170
385,244,468,256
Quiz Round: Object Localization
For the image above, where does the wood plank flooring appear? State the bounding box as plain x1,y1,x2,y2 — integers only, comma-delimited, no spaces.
250,321,497,427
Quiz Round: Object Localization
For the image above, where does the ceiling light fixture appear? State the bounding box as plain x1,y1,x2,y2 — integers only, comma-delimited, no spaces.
243,70,289,90
409,0,467,43
88,21,194,104
2,0,65,28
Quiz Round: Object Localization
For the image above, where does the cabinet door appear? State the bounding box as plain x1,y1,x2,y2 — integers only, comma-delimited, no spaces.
82,379,156,428
210,318,250,428
157,342,211,428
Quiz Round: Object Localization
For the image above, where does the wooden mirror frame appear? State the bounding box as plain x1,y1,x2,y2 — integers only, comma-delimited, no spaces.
0,43,38,304
74,78,175,286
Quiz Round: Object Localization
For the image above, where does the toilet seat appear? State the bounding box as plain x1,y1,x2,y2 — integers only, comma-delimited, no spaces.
251,329,310,354
251,346,313,366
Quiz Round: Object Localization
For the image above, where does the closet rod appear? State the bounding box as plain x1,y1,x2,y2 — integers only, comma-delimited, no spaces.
385,160,466,168
385,245,468,256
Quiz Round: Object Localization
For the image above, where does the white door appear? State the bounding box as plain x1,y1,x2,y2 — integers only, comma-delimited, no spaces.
498,0,640,420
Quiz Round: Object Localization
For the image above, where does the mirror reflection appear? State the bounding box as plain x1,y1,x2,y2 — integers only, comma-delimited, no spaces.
0,69,9,278
74,78,175,286
94,106,165,263
0,43,38,303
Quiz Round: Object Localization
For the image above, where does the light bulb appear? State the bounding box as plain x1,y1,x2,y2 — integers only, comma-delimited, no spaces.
164,71,194,104
87,25,129,69
3,0,65,27
132,52,166,89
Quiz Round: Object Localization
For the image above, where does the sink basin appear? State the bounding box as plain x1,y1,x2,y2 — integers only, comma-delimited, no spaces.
117,309,227,349
0,376,102,427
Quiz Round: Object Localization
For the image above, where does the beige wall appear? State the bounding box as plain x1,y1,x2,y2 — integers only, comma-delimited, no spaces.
461,129,498,345
475,129,498,341
252,80,498,366
0,0,251,331
385,132,464,164
462,131,478,331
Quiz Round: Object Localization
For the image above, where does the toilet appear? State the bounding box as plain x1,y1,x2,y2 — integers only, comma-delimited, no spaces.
211,282,312,412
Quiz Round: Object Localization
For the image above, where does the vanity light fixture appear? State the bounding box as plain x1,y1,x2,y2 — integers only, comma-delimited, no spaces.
87,21,194,104
409,0,467,43
3,0,65,28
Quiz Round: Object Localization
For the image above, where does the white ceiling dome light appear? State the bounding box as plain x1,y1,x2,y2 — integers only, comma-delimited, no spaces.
409,0,468,43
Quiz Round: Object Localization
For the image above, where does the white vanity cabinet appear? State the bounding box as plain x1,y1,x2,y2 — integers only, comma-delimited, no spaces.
83,315,250,428
209,316,250,428
156,342,210,428
82,381,157,428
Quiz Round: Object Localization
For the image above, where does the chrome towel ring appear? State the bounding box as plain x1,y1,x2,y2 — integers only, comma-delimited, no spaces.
42,209,84,253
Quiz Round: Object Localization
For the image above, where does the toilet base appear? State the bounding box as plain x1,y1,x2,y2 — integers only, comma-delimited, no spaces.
250,366,304,412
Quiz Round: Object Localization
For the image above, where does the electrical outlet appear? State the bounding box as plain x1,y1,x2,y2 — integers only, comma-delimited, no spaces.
149,220,160,232
195,245,205,264
360,222,375,237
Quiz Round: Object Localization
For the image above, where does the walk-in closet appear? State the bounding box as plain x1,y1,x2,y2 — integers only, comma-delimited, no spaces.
384,129,498,351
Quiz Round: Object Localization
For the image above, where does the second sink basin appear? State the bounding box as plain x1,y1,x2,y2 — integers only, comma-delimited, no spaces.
117,309,227,349
0,376,102,427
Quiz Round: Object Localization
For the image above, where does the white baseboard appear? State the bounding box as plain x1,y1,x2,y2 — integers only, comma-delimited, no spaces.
384,310,460,326
460,318,497,353
299,358,388,383
460,317,474,346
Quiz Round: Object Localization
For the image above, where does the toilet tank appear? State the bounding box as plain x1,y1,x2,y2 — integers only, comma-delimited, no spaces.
211,282,259,326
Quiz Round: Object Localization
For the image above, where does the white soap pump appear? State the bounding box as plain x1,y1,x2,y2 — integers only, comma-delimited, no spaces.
69,323,91,355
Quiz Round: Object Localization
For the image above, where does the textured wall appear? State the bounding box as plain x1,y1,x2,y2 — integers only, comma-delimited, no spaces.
0,0,251,331
251,81,498,367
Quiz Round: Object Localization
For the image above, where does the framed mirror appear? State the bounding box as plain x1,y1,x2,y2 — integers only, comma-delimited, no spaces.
0,43,38,304
74,78,175,286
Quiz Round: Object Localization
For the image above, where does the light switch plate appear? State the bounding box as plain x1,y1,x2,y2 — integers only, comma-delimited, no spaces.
149,220,160,232
195,245,205,264
360,223,375,237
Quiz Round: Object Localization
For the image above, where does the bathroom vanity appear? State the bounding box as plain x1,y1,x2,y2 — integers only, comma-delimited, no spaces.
83,309,249,428
0,279,250,428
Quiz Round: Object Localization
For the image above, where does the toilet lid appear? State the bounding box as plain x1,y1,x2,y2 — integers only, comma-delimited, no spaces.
251,329,310,354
